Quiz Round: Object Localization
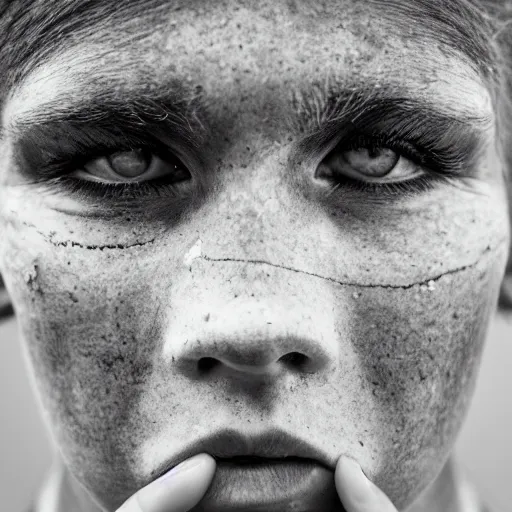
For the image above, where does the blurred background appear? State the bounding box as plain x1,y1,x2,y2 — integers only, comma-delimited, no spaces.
0,313,510,511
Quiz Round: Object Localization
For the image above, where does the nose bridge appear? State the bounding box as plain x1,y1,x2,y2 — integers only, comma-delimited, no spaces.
219,140,289,213
204,141,312,263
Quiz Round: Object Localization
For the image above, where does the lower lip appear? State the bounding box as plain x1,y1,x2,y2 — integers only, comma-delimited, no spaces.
190,459,345,512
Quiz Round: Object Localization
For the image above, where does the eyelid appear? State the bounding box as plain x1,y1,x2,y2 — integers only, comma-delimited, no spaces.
78,152,179,184
13,120,190,184
298,105,486,181
328,133,428,176
74,142,177,173
327,128,470,178
320,139,424,185
339,134,421,161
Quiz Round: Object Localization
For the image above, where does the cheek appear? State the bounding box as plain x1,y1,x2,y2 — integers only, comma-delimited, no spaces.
0,214,178,504
314,188,509,507
343,255,504,508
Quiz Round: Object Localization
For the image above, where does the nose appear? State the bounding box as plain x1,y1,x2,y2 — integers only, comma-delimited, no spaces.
184,322,329,379
162,269,340,382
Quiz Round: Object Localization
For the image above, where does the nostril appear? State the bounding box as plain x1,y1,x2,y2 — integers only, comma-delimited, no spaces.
198,357,219,373
279,352,308,367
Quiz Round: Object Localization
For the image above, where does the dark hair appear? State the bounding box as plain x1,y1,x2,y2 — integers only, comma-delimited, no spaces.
0,0,512,321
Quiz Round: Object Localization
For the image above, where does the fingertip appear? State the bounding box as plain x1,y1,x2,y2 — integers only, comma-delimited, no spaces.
152,452,216,486
133,453,218,512
335,456,397,511
194,452,217,482
335,456,372,503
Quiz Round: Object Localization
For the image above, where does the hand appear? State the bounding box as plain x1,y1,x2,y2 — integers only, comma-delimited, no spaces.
116,453,216,512
335,456,399,512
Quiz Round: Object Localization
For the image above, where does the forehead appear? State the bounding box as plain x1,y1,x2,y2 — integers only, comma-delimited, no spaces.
0,0,496,127
2,0,495,64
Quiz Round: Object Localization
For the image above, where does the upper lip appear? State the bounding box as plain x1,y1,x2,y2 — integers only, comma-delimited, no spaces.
154,428,335,480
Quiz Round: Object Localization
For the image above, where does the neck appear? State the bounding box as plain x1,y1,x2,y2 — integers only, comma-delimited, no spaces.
407,458,468,512
45,455,477,512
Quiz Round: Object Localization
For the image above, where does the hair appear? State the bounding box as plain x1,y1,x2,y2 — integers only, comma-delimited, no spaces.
0,0,512,320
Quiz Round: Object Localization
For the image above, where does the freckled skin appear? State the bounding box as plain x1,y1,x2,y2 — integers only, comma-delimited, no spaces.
0,1,509,511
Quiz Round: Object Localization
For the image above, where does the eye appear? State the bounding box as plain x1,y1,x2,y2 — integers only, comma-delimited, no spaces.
71,148,191,184
316,141,425,184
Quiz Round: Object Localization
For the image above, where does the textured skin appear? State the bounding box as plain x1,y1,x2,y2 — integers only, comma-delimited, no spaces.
0,1,509,511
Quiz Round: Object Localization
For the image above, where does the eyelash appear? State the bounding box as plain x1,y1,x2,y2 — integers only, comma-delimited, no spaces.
29,126,468,202
318,131,465,196
28,136,189,202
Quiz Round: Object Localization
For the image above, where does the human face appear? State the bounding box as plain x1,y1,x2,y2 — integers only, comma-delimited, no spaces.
0,1,509,511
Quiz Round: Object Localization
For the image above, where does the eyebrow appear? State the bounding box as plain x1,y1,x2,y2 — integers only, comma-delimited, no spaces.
4,85,211,177
290,81,493,139
5,84,207,145
283,81,492,177
7,78,493,139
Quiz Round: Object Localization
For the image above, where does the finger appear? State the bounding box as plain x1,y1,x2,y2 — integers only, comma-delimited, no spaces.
334,456,398,512
116,453,216,512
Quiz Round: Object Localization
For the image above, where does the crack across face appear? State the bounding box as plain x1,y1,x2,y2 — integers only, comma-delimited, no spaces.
198,243,503,290
0,1,509,511
17,222,508,290
46,238,156,251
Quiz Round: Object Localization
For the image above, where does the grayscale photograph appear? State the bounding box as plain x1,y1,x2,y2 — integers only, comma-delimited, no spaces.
0,1,511,511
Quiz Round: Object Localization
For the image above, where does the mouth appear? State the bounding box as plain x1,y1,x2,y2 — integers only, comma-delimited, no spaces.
153,429,344,512
218,455,318,464
196,457,343,512
154,428,335,479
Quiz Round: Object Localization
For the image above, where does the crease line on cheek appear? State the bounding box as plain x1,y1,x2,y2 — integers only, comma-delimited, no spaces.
196,238,509,290
18,221,156,250
46,237,156,250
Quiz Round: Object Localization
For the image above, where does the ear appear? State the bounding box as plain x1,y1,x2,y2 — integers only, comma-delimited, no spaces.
0,274,14,321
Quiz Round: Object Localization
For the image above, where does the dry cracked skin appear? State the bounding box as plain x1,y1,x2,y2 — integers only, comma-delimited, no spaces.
0,1,510,511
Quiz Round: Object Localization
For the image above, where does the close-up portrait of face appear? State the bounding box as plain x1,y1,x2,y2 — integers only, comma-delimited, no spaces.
0,1,511,511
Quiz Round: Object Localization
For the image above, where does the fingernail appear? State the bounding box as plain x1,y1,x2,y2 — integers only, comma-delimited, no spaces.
342,457,371,484
337,457,375,505
158,454,205,483
343,457,368,475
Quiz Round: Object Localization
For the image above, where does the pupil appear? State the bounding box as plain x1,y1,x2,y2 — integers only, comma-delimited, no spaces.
367,147,382,159
108,149,150,178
